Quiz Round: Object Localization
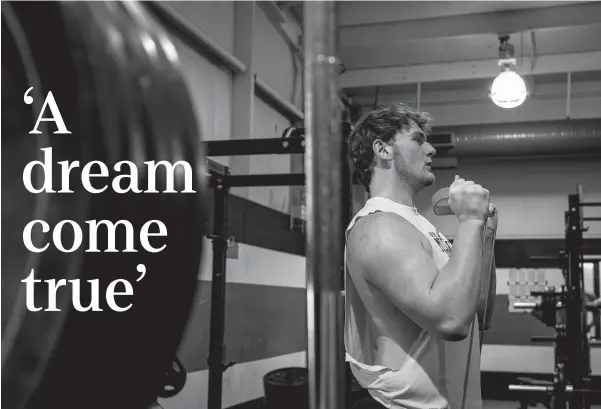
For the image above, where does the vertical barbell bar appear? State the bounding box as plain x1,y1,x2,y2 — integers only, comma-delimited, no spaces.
303,2,344,409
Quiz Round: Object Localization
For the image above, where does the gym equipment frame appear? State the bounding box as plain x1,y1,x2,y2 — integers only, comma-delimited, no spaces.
204,116,352,409
148,2,348,408
511,185,601,409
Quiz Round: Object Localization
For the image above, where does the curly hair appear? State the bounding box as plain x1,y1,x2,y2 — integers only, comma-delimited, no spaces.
349,102,433,193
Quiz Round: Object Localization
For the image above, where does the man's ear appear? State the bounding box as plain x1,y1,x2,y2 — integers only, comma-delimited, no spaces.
373,139,392,160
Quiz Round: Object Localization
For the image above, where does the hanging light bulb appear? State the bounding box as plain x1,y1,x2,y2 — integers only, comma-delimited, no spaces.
490,35,528,109
490,67,528,109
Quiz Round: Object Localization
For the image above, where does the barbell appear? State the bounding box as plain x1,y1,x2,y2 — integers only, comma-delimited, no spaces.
2,2,207,409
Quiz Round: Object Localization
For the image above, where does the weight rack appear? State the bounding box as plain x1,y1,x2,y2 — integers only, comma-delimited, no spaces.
203,121,353,409
151,2,349,407
511,185,601,409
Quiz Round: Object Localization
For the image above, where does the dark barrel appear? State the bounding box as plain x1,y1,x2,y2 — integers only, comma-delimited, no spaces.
263,367,309,409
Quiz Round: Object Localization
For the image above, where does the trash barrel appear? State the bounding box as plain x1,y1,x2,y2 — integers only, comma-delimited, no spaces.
263,367,308,409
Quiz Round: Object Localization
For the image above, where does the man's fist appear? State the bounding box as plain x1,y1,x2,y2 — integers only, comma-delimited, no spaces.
448,175,490,223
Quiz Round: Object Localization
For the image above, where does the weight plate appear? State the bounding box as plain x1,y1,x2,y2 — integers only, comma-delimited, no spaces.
1,2,207,409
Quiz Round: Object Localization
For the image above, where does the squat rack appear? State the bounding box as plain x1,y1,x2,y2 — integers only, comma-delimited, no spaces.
204,5,349,405
150,2,348,407
204,123,352,409
511,185,601,409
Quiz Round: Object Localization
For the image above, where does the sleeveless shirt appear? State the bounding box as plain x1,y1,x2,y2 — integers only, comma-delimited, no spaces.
344,197,482,409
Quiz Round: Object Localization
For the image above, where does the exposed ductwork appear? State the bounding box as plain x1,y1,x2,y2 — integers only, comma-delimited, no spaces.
432,119,601,158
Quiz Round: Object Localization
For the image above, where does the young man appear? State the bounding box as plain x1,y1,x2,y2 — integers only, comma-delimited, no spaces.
345,103,497,409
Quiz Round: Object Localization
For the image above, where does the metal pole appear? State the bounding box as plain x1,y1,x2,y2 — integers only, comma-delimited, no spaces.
145,2,247,74
255,75,305,120
303,2,344,409
207,175,231,409
566,193,586,409
341,123,353,289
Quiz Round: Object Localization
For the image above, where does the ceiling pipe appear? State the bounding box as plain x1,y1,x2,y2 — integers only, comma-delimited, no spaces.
433,119,601,157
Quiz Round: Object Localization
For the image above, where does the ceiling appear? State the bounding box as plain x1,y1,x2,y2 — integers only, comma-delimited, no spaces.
278,1,601,126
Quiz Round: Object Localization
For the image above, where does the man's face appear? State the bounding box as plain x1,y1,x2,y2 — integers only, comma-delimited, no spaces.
390,121,437,189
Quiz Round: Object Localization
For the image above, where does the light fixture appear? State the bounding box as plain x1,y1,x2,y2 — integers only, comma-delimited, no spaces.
490,35,528,109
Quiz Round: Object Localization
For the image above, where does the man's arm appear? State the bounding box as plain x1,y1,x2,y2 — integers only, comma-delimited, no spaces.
347,212,486,342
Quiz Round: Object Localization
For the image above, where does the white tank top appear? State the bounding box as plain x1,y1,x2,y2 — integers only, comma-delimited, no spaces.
344,197,482,409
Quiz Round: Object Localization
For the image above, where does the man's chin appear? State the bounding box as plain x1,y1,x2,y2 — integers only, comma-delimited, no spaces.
414,174,435,190
424,171,436,185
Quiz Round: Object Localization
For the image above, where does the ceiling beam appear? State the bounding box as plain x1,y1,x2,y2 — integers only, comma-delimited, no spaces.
348,96,601,127
339,3,601,48
340,51,601,89
422,96,601,127
339,1,595,27
339,25,601,70
258,1,303,62
348,81,601,108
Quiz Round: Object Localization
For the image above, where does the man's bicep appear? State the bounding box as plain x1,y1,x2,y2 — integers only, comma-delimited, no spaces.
351,215,443,330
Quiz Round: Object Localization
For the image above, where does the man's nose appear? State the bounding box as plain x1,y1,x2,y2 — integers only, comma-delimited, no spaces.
426,143,436,157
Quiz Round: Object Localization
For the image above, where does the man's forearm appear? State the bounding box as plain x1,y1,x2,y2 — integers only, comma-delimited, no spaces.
433,220,485,331
478,233,496,330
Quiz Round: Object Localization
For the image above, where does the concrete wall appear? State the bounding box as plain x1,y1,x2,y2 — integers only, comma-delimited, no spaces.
161,1,302,211
249,98,294,214
415,158,601,239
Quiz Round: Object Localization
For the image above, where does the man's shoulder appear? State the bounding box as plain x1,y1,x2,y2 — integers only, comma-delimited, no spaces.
351,211,412,236
347,212,430,256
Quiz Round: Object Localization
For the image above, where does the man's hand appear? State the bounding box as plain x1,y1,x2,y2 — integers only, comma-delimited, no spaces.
448,176,490,223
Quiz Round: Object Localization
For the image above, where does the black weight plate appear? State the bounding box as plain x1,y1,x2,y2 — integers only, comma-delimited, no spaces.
158,356,187,398
1,2,207,409
2,3,94,408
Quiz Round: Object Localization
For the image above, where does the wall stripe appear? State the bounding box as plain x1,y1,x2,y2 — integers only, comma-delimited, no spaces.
178,282,601,376
177,280,306,372
493,239,601,268
198,239,306,288
206,190,601,264
482,344,601,375
189,248,598,377
213,192,305,256
484,295,555,346
159,352,306,409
